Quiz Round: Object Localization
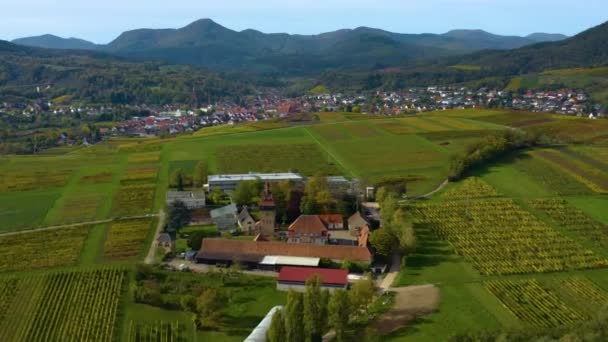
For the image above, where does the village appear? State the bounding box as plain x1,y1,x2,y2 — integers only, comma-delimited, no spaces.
1,86,605,140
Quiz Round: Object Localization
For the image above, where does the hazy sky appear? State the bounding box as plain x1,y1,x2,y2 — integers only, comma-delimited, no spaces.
2,0,607,43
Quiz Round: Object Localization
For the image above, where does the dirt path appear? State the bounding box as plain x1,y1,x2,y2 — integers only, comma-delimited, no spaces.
144,209,166,264
413,179,449,200
0,213,159,237
373,284,440,334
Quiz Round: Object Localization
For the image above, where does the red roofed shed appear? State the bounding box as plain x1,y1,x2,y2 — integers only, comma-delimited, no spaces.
277,267,348,292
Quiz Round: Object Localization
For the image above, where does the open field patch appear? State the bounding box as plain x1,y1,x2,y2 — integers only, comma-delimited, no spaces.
103,218,153,261
0,190,62,231
376,121,420,135
48,193,107,224
79,172,114,185
113,185,157,216
414,197,608,275
533,149,608,193
427,117,484,130
399,117,448,132
0,170,72,192
309,124,351,140
127,152,161,164
0,226,90,272
0,268,126,342
120,164,159,186
341,122,381,137
215,143,340,176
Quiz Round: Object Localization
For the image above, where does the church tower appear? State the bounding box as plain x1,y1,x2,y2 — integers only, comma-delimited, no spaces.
258,183,276,236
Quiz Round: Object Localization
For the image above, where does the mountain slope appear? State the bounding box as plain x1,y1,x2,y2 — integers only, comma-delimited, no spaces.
451,21,608,74
12,34,98,50
525,33,569,42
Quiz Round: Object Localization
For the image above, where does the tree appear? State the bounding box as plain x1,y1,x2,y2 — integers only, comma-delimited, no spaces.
329,289,350,342
300,172,335,215
193,161,208,188
267,309,287,342
233,180,262,205
195,288,226,329
271,181,292,224
399,223,417,255
349,277,376,313
304,275,324,342
166,200,191,233
369,229,396,258
285,290,305,342
170,168,186,190
209,188,224,204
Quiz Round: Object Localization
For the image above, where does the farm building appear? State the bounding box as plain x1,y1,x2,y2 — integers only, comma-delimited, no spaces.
195,238,372,268
155,233,174,252
210,204,238,231
207,172,304,192
165,191,206,209
326,176,354,194
348,212,369,236
259,255,320,271
288,215,329,245
318,214,344,230
277,267,348,292
237,207,256,234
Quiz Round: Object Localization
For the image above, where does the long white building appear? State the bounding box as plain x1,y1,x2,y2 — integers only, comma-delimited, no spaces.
207,172,304,192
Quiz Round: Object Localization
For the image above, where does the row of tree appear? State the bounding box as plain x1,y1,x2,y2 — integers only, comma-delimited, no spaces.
267,275,376,342
369,188,417,260
169,161,208,190
448,130,546,181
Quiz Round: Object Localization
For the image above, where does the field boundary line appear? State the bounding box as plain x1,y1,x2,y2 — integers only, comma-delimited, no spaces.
303,127,354,178
0,213,159,237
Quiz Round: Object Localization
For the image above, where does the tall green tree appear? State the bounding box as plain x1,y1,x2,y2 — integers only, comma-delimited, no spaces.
195,288,226,329
166,200,192,233
304,275,324,342
369,229,396,258
349,277,376,313
193,161,208,188
267,309,287,342
170,168,186,190
233,180,262,205
285,290,305,342
329,289,350,342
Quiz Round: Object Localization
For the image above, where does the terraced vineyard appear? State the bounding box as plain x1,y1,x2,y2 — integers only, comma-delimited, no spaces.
528,198,608,247
485,279,586,327
415,197,608,275
0,268,126,342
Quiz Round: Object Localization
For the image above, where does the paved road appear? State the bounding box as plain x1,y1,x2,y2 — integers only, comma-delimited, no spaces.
379,252,402,290
0,213,159,237
144,209,166,264
412,179,449,200
165,259,278,278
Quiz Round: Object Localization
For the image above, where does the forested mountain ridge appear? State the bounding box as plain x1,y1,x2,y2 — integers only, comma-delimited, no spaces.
0,40,258,105
11,19,568,75
12,34,99,50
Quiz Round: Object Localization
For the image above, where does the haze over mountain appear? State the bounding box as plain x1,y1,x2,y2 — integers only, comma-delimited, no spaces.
11,19,569,75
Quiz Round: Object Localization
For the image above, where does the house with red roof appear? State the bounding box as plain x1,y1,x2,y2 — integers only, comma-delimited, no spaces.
277,267,348,292
287,215,329,245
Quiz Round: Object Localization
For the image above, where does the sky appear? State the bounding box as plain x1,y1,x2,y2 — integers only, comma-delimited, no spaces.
2,0,607,43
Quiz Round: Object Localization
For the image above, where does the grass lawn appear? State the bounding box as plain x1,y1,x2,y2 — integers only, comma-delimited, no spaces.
566,196,608,224
0,189,62,231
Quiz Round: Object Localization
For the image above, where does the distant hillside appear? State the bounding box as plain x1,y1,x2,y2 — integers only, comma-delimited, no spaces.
525,33,569,42
0,40,255,105
11,19,567,75
12,34,98,50
451,21,608,74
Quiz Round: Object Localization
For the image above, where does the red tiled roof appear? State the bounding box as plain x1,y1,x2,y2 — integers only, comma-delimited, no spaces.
198,238,372,262
318,214,344,226
278,267,348,285
289,215,328,235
